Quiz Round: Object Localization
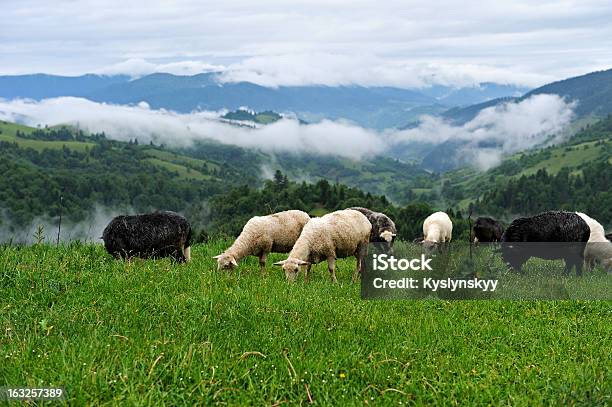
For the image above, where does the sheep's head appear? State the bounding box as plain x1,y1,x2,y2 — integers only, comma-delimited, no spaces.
420,239,439,254
379,230,396,243
273,258,310,282
213,253,238,270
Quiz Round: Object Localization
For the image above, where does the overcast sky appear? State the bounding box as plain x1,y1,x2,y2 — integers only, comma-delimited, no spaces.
1,0,612,87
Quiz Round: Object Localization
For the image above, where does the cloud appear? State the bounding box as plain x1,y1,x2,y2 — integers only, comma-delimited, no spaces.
0,97,386,159
0,205,124,243
2,1,612,88
95,58,225,77
391,94,575,169
215,54,551,88
0,93,574,170
89,55,552,88
0,93,575,168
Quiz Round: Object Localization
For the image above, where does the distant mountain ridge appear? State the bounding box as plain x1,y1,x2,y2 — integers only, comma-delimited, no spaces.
0,73,130,100
0,72,527,129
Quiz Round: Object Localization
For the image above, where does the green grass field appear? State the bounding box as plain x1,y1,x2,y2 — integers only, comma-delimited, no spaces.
1,241,610,405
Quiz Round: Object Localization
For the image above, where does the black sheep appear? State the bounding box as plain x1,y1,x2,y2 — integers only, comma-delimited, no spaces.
500,211,589,275
349,207,397,248
473,216,504,243
349,207,397,254
102,211,192,262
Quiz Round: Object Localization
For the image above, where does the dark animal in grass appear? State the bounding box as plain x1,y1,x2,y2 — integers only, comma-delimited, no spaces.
500,211,589,276
349,207,397,251
102,211,192,262
473,217,504,243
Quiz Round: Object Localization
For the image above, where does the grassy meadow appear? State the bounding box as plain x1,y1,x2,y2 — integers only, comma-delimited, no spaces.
1,240,611,405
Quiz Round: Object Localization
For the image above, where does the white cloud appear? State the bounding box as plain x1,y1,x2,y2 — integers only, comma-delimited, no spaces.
216,54,550,88
95,58,225,77
0,97,385,159
0,94,574,170
0,205,125,243
391,94,575,169
90,54,552,88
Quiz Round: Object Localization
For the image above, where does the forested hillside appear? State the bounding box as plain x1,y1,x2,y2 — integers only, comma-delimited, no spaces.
201,171,471,241
0,124,225,230
432,115,612,228
0,120,470,241
1,111,610,241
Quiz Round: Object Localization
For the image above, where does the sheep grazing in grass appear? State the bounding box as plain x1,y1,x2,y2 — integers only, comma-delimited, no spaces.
501,211,589,276
102,211,192,262
576,212,612,272
422,211,453,252
349,207,397,250
214,210,310,272
473,216,504,243
274,209,371,283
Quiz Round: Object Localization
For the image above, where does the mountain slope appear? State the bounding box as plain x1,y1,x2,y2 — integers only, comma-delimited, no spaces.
522,69,612,117
424,115,612,226
420,83,527,107
441,68,612,124
441,97,517,125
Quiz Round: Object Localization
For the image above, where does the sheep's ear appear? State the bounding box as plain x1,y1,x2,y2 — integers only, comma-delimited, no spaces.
273,260,286,266
296,259,310,265
391,233,397,237
230,258,238,267
212,254,222,259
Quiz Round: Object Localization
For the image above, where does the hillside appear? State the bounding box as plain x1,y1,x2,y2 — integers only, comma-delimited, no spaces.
423,115,612,227
441,97,517,125
523,68,612,117
0,120,434,240
442,68,612,124
1,110,610,240
221,109,282,125
0,122,230,235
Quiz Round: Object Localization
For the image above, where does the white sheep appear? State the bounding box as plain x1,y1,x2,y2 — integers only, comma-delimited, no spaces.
274,209,372,283
214,210,310,272
422,211,453,251
576,212,612,272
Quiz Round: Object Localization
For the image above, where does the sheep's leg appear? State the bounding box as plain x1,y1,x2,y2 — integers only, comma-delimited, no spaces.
574,258,583,277
327,257,337,283
304,264,312,282
562,259,574,276
353,243,368,282
183,245,191,262
173,249,186,263
259,253,267,275
352,256,361,283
